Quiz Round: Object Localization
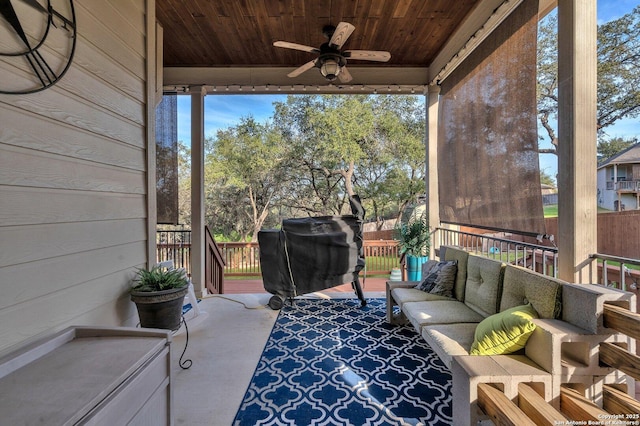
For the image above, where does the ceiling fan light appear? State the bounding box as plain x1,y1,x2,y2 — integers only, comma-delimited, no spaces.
320,58,341,81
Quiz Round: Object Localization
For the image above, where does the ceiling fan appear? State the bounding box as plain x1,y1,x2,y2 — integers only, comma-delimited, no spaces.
273,22,391,83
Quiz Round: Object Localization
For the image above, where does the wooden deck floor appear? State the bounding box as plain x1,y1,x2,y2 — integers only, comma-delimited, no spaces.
223,276,389,294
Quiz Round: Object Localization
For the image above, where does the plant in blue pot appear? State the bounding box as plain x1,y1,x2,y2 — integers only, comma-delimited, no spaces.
395,213,430,281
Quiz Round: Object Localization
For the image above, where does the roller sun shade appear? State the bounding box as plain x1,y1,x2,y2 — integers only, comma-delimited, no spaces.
438,0,545,235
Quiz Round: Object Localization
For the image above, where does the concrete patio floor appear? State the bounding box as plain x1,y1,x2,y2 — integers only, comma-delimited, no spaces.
170,287,386,425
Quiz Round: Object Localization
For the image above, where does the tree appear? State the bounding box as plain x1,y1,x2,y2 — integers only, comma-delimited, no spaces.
207,117,287,241
176,141,192,226
194,94,426,240
272,94,426,221
273,95,376,215
540,169,556,187
358,96,426,227
537,7,640,155
597,136,638,160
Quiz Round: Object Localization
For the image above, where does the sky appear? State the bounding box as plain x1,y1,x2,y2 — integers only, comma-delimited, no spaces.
176,0,639,180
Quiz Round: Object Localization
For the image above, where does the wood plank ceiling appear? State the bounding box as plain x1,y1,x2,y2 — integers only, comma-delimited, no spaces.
156,0,480,85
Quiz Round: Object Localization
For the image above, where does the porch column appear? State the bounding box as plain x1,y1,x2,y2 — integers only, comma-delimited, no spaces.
614,165,620,211
426,84,440,258
556,0,598,283
191,86,206,296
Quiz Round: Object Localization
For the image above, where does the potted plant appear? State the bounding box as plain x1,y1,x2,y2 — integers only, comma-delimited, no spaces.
130,266,189,331
395,213,430,281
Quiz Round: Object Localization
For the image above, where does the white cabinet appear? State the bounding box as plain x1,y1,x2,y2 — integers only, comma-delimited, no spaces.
0,326,172,425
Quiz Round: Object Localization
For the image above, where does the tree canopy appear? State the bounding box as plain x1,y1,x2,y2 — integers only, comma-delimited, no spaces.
597,136,638,160
537,6,640,155
188,94,426,240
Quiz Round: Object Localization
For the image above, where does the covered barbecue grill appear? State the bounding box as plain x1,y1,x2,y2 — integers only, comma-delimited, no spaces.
258,196,366,309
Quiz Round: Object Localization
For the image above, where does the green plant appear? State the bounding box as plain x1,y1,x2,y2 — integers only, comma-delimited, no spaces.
131,266,188,292
394,214,430,257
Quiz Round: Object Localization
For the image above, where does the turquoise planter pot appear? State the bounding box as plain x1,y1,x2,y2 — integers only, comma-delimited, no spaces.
406,255,429,281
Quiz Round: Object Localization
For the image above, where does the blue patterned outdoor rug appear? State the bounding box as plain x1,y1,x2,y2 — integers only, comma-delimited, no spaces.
233,298,452,425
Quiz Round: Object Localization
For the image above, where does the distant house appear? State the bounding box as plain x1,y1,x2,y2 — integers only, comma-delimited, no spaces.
597,143,640,211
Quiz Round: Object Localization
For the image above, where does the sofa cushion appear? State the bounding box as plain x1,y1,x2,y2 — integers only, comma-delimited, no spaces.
500,265,563,319
416,260,457,296
464,256,506,317
422,323,477,368
391,287,452,308
403,300,485,332
443,247,469,302
470,303,539,355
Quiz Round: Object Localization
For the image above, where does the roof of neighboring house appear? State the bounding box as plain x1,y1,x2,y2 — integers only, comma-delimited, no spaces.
598,143,640,169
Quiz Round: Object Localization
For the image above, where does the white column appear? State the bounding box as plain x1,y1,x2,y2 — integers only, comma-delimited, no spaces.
426,84,441,258
191,86,206,296
557,0,598,283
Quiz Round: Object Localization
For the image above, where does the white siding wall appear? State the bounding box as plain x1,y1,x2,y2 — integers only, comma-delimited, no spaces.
0,0,154,353
597,168,611,208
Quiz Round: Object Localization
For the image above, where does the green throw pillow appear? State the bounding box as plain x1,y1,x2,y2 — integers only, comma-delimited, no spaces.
470,303,538,355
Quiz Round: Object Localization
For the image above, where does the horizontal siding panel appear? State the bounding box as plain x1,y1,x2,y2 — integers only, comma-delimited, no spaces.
0,106,144,170
0,267,141,353
0,241,146,310
106,0,146,34
0,187,146,226
0,219,146,268
72,37,145,102
0,7,143,110
0,0,152,353
82,0,146,56
58,294,140,336
0,144,145,194
0,7,145,105
76,4,145,79
58,64,145,126
0,66,145,148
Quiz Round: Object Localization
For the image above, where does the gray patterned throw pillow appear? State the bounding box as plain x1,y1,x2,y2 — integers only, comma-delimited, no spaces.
415,260,457,297
428,260,458,297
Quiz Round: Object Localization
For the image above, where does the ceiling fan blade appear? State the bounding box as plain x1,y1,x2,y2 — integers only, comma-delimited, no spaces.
344,50,391,62
287,60,317,78
274,41,320,54
329,22,355,49
338,66,353,83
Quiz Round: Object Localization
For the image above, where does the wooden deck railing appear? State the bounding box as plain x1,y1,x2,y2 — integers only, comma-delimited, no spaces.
157,231,400,278
205,226,225,294
220,240,401,276
156,228,191,275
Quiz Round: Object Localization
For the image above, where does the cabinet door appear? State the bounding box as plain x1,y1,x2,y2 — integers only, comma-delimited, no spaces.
81,347,171,425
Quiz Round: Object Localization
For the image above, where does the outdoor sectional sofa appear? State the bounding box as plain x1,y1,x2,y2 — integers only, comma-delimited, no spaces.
386,245,637,425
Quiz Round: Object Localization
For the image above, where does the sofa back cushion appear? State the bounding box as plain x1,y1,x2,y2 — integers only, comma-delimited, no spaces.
464,256,506,317
442,246,469,302
500,265,563,319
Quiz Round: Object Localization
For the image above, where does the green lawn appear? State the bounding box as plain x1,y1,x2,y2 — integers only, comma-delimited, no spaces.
544,204,611,217
543,204,558,217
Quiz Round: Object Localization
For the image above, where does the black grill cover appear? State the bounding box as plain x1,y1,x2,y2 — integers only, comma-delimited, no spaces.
259,196,365,304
